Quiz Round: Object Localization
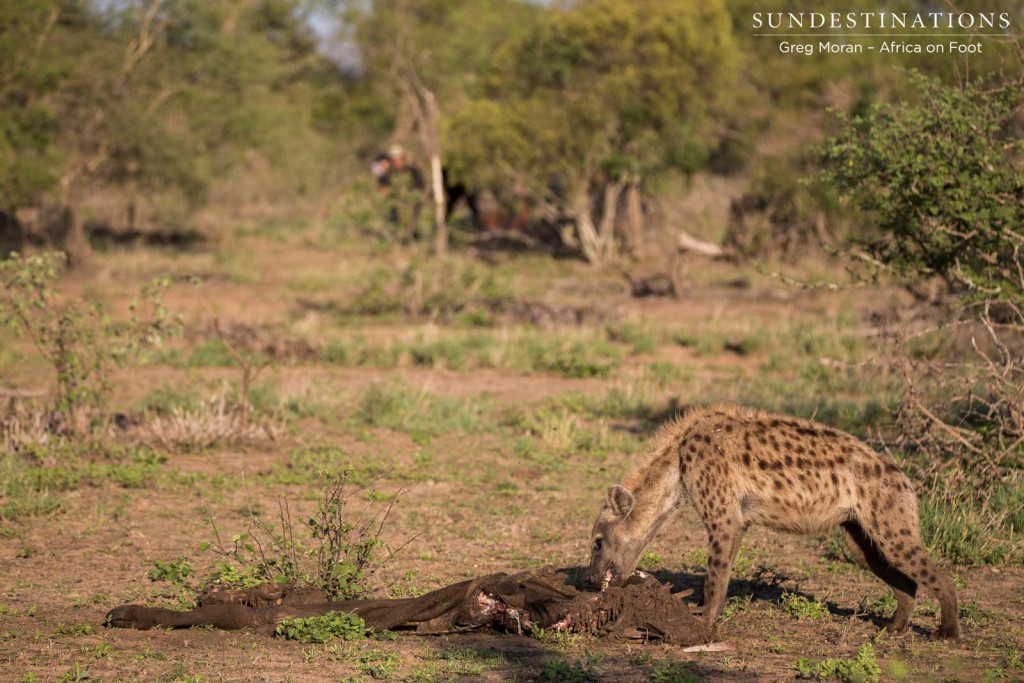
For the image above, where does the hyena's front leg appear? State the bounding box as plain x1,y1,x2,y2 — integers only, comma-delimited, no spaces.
700,509,746,628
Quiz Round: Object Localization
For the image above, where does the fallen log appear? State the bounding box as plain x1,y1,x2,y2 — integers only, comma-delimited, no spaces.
677,230,727,258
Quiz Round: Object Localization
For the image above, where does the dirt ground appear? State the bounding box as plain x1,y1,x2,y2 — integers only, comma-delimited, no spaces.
1,232,1022,682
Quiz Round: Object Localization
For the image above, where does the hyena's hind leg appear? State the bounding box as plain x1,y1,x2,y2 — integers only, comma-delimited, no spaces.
853,502,960,639
840,520,917,633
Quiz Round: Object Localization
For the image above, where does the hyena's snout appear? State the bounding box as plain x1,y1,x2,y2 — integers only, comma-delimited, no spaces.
584,564,615,589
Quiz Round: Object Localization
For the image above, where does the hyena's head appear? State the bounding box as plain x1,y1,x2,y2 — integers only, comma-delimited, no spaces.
585,485,644,589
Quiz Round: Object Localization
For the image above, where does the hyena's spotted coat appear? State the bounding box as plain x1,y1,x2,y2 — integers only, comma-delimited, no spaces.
585,404,960,638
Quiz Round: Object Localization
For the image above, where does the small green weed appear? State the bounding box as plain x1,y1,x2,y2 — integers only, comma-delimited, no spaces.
721,594,752,622
54,622,93,636
541,651,602,682
639,551,664,570
793,643,881,682
55,662,90,683
148,558,192,585
780,593,830,620
356,648,401,680
860,593,896,620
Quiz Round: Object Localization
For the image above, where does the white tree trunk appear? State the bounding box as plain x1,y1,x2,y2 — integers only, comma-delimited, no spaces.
571,181,623,264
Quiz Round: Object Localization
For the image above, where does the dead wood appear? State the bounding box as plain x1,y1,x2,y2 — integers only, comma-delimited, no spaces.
677,230,727,258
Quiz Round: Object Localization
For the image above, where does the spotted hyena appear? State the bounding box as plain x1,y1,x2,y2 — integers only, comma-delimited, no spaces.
585,404,960,638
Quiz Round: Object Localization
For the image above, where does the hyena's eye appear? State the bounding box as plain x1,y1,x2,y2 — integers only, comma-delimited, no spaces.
593,537,603,551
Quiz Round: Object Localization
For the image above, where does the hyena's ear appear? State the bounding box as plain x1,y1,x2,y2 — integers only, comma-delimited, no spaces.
607,485,635,517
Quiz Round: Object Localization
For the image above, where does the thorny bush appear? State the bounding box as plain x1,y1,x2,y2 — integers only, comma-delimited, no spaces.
0,251,179,438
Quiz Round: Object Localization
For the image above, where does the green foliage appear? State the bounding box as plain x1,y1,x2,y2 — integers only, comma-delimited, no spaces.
205,561,268,590
201,473,395,600
793,644,881,683
446,0,738,261
148,558,192,585
308,474,387,600
780,593,830,620
464,0,737,181
0,0,66,211
0,251,178,434
275,611,366,644
824,72,1024,300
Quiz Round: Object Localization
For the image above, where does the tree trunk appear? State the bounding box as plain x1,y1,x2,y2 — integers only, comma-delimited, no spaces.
64,202,91,267
397,55,447,258
571,181,622,264
621,179,645,259
60,168,92,267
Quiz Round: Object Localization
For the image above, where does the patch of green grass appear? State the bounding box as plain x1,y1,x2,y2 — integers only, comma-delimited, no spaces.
407,334,497,370
354,380,486,438
0,443,166,519
54,622,93,636
186,339,240,367
682,548,709,571
345,257,513,322
0,465,66,520
780,593,830,620
793,643,881,682
607,321,658,355
860,592,896,620
402,647,507,681
721,594,753,622
639,551,664,570
355,648,401,680
541,652,602,682
648,658,702,683
55,663,91,683
916,465,1024,565
958,597,992,628
275,611,366,643
674,330,728,356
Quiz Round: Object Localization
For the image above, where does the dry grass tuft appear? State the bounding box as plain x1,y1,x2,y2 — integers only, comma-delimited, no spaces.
145,393,285,451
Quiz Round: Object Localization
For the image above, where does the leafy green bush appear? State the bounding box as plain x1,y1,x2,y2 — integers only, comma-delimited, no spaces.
0,251,178,435
201,472,399,600
275,611,365,643
824,72,1023,300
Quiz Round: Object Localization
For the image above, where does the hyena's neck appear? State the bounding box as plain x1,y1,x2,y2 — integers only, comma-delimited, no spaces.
622,455,684,544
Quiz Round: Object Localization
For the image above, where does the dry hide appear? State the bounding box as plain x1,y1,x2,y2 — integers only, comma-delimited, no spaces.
106,566,711,646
